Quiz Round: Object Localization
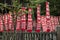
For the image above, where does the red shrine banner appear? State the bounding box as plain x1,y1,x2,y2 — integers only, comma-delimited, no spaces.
41,16,47,32
21,7,26,31
3,14,9,31
54,16,59,29
8,12,14,31
16,15,21,31
56,16,59,25
36,5,41,32
54,16,57,27
50,16,55,31
46,1,51,32
27,8,33,32
0,15,4,32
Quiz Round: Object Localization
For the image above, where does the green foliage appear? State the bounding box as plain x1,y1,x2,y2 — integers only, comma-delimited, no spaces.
12,0,22,12
48,0,60,16
29,0,46,4
0,0,60,16
26,0,46,8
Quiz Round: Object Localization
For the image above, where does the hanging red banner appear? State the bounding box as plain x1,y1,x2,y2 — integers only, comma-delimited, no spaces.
56,16,59,25
16,16,21,31
54,16,59,30
46,1,51,32
50,16,55,31
3,14,9,32
8,12,14,31
54,16,57,27
21,7,26,31
27,8,33,32
41,16,47,32
0,15,4,32
36,5,41,32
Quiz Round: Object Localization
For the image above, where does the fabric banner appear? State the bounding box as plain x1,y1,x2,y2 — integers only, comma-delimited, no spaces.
46,1,51,32
50,16,55,31
21,7,26,31
54,16,59,30
8,12,14,31
0,15,4,32
16,16,21,31
41,16,47,32
36,5,41,32
27,8,33,32
3,14,9,31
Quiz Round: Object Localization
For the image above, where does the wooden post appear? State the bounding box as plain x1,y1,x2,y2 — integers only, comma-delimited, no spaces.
56,25,60,40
